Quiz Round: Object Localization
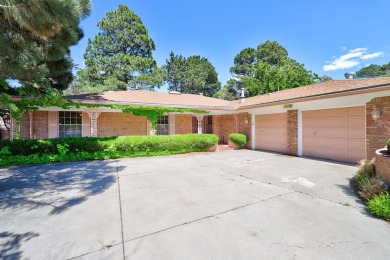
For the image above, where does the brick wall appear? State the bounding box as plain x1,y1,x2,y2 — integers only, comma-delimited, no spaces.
97,112,147,137
175,114,192,134
21,112,30,139
375,148,390,184
33,111,49,139
366,97,390,159
212,115,237,144
287,110,298,156
238,112,252,149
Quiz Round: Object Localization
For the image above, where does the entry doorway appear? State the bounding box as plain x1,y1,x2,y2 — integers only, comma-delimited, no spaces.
192,115,213,134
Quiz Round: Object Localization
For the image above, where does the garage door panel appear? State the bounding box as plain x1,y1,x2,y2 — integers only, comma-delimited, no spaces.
303,111,316,118
316,117,346,127
348,106,365,116
303,137,316,147
316,137,346,149
255,113,287,153
316,127,346,137
348,128,365,138
316,108,346,117
319,149,347,162
303,126,315,136
303,106,365,163
348,150,365,163
348,138,365,150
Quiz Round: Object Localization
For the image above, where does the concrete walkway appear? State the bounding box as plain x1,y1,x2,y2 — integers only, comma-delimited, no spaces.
0,150,389,259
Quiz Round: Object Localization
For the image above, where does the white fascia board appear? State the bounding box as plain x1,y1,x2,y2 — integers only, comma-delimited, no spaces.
241,90,390,115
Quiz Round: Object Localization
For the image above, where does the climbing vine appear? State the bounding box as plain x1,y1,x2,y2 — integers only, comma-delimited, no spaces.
0,90,208,134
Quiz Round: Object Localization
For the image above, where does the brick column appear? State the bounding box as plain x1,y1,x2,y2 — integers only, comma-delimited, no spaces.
195,115,204,134
86,111,101,137
287,109,298,156
238,112,252,149
366,97,390,159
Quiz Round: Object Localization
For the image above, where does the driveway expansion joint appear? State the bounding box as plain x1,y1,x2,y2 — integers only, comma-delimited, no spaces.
122,190,295,245
116,161,126,260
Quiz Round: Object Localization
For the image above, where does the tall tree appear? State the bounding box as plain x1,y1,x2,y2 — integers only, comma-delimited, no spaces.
356,63,390,78
77,5,165,91
164,53,221,97
229,41,319,97
0,0,91,93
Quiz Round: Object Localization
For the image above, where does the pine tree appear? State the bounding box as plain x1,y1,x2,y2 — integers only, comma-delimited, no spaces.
77,5,165,91
0,0,91,93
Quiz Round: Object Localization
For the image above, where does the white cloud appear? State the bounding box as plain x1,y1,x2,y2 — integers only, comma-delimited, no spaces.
361,52,384,60
323,48,385,71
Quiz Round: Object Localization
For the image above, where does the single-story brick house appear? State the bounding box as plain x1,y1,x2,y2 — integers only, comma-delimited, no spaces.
2,77,390,163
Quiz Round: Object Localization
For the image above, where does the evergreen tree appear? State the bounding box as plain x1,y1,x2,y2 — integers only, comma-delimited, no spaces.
164,53,221,97
229,41,319,97
77,5,165,91
0,0,91,93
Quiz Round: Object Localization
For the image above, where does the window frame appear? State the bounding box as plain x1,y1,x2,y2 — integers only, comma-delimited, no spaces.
58,111,83,137
156,115,169,135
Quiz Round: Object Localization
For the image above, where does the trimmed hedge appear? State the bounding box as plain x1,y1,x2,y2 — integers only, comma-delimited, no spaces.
0,134,218,167
229,133,248,147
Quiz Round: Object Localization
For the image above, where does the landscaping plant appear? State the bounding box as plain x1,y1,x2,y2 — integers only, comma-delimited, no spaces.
0,134,218,167
368,192,390,220
229,133,248,148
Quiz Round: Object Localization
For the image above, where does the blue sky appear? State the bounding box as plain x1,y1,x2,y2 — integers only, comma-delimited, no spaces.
70,0,390,91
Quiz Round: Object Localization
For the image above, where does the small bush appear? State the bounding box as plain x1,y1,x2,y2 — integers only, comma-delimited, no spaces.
229,133,247,147
368,192,390,220
353,159,387,201
358,176,388,201
0,134,219,167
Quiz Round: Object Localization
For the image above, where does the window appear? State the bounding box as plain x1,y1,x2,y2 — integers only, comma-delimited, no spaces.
156,115,169,135
59,111,82,137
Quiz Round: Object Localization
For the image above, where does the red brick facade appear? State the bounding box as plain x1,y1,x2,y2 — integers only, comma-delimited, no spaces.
287,110,298,156
366,97,390,160
212,115,237,144
175,114,192,134
375,148,390,184
238,113,252,149
97,112,147,137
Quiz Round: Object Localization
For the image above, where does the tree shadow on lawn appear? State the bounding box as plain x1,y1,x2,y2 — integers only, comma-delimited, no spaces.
0,160,124,215
0,231,39,260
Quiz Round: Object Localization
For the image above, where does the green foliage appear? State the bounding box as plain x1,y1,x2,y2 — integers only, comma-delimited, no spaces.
77,5,165,91
229,40,319,97
0,0,91,92
368,192,390,220
354,159,387,201
356,63,390,78
213,84,237,100
164,52,221,97
357,176,388,201
0,134,219,167
229,133,248,147
387,139,390,153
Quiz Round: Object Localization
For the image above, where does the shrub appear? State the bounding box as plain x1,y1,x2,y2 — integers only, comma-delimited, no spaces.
357,176,388,201
368,192,390,220
229,133,247,147
353,159,387,201
0,134,219,167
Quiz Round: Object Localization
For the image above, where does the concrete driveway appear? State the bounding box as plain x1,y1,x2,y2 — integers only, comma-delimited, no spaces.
0,150,389,259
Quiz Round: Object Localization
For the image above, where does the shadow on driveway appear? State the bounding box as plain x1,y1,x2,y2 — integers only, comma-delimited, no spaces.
0,161,123,215
0,231,39,260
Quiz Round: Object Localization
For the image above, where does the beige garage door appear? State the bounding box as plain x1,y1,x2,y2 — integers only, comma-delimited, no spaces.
255,113,287,153
303,106,365,163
